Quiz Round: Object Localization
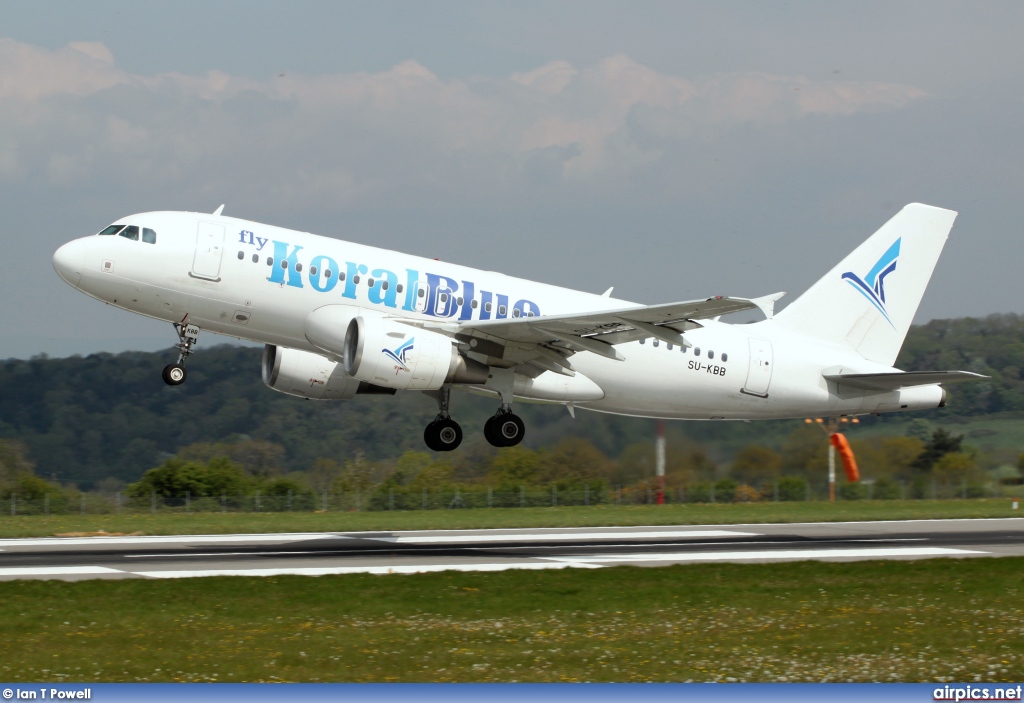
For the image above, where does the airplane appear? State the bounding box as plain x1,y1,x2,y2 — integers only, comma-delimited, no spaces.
51,202,986,451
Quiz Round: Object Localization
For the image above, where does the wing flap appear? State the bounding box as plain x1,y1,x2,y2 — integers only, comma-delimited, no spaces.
457,295,761,347
823,370,988,392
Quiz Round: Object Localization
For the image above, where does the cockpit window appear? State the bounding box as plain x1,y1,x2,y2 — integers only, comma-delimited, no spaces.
99,225,124,236
119,225,139,241
142,228,156,244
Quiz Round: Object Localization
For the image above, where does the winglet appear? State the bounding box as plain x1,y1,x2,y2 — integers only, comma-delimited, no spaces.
750,291,786,319
213,204,225,216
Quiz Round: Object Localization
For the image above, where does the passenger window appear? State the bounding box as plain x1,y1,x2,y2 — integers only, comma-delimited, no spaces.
266,257,273,266
694,347,701,356
722,353,728,362
310,266,318,276
418,288,425,298
708,350,714,360
639,339,645,345
295,263,303,272
440,293,448,303
471,299,478,309
382,280,389,291
498,305,507,316
281,260,288,269
653,340,660,347
237,251,244,260
352,275,360,284
99,225,123,236
339,272,345,281
142,228,157,244
512,308,521,318
325,269,332,279
368,278,375,288
396,283,403,293
667,343,673,350
119,225,139,241
484,302,492,312
252,254,259,263
456,297,463,306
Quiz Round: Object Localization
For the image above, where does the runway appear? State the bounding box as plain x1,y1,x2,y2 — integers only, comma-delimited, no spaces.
0,517,1022,581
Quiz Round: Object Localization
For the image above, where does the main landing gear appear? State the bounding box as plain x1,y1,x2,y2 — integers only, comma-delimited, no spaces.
162,322,200,386
423,386,464,452
421,388,526,451
484,408,525,448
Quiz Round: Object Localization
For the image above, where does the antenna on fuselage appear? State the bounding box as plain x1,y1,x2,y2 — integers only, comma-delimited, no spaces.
212,204,225,216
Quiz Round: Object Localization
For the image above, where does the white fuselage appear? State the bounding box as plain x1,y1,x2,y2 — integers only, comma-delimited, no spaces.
52,210,943,420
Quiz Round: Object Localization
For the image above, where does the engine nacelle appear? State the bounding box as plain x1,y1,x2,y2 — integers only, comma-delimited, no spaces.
262,345,396,400
343,316,488,391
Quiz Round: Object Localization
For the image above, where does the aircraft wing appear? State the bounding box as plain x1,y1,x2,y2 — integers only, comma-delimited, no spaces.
823,370,988,392
432,295,775,373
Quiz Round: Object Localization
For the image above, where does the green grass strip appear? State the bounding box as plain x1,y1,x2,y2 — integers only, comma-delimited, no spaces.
0,558,1021,682
0,499,1020,538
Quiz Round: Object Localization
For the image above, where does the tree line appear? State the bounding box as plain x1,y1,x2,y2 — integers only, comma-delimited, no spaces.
0,312,1021,490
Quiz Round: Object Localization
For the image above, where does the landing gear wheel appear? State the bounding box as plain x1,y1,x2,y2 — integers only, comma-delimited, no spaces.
484,412,525,447
162,363,187,386
434,418,463,451
424,418,463,452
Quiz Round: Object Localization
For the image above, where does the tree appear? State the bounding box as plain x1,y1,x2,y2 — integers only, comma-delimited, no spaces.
850,435,925,481
911,429,963,474
488,446,545,487
730,445,782,486
545,437,611,484
0,439,34,486
781,425,828,477
127,456,252,499
932,452,978,484
177,439,286,478
307,458,341,494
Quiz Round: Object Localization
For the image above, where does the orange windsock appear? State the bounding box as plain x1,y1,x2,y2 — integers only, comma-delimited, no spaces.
829,432,860,482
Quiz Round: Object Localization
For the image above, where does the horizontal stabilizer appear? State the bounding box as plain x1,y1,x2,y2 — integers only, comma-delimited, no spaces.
823,370,987,392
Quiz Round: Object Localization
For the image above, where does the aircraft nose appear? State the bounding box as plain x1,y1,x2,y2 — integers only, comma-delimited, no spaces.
52,239,87,287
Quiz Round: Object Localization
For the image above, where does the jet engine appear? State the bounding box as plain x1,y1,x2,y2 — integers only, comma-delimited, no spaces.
343,316,488,391
261,345,395,400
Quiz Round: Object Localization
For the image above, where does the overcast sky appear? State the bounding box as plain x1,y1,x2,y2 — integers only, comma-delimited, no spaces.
2,1,1022,359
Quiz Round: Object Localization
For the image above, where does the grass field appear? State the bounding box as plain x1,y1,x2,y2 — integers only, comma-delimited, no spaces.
0,558,1021,683
0,499,1020,538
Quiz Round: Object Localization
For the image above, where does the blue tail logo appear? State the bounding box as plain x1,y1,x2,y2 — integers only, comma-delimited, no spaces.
382,338,414,370
840,238,900,327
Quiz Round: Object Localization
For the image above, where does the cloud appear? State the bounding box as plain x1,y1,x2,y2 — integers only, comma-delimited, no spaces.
0,38,927,211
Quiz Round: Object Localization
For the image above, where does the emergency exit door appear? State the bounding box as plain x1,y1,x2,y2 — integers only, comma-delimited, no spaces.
742,338,773,397
191,222,225,281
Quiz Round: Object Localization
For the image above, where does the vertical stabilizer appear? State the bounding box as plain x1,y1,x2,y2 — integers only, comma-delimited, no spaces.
773,203,957,365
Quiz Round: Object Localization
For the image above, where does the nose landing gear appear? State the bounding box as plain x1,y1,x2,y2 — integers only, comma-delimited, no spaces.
162,322,200,386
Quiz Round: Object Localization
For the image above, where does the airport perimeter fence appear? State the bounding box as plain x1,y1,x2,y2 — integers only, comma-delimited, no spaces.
0,478,1017,515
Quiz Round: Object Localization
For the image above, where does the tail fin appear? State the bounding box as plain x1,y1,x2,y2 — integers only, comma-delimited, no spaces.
773,203,957,365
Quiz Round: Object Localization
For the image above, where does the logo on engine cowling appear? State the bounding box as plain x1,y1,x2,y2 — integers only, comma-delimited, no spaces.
383,338,414,371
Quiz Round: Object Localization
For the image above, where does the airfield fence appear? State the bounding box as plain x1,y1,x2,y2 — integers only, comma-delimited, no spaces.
0,478,1016,515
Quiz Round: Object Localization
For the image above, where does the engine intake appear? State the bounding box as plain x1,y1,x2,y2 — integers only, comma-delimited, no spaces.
343,316,488,390
261,345,396,400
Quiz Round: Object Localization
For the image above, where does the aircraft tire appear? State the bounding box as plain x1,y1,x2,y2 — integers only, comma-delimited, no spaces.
495,413,526,447
434,418,463,451
483,415,502,447
423,421,442,451
162,363,187,386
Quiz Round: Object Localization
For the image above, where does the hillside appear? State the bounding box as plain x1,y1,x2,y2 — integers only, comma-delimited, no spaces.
0,313,1021,487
